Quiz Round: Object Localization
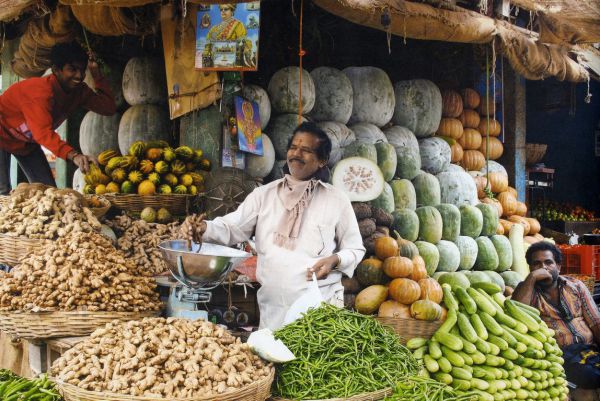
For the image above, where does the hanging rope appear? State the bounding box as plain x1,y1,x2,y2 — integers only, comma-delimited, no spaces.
484,45,491,190
297,0,305,123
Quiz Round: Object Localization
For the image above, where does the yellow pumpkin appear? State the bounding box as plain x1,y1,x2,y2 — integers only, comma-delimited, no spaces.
458,128,482,150
487,171,508,193
507,186,518,198
499,219,514,235
509,215,531,235
473,175,488,198
478,97,496,116
418,278,443,304
497,192,517,217
374,236,399,260
479,137,504,160
460,150,486,171
526,217,541,235
481,197,503,218
389,278,421,305
450,142,464,163
496,222,505,235
410,299,443,321
461,88,481,110
515,201,528,217
378,300,411,318
383,256,413,279
441,90,464,118
478,118,501,137
436,118,464,139
410,256,428,282
459,109,481,129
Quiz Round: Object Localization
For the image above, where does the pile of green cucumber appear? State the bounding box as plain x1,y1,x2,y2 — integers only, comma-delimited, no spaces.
407,282,569,401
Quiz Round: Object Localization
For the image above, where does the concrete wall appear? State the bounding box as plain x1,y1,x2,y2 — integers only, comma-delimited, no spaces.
526,79,600,212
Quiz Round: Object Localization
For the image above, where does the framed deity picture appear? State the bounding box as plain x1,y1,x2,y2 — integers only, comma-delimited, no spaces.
195,2,260,71
222,124,245,169
234,96,263,155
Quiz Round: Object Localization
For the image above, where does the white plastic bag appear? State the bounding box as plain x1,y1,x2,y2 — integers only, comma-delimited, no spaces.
283,273,323,325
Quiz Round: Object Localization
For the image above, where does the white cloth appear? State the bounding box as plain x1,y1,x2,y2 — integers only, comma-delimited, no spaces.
203,178,365,330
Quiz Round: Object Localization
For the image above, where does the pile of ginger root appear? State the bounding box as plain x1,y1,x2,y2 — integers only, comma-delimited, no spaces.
0,184,100,239
0,231,162,312
51,317,273,398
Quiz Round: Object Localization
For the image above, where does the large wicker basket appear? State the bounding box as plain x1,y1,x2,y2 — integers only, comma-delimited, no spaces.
103,194,195,215
376,317,443,344
83,195,111,219
55,368,275,401
0,233,50,266
0,310,161,340
272,387,393,401
526,143,548,165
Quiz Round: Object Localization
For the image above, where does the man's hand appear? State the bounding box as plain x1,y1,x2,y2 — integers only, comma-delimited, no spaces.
180,214,207,243
72,153,96,174
88,54,102,80
307,255,340,280
529,268,553,284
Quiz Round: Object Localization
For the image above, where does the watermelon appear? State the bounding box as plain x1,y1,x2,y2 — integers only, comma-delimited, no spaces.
350,122,388,144
477,203,500,237
391,209,419,242
317,121,356,167
415,206,443,244
482,271,506,292
500,271,523,289
395,147,421,180
419,137,451,175
390,179,416,211
343,142,377,163
460,205,483,238
437,171,479,206
415,241,440,276
375,142,397,182
435,240,461,273
268,66,315,114
436,203,461,242
490,235,513,272
309,67,353,124
479,160,508,177
474,236,500,271
413,172,441,207
391,79,442,138
343,66,395,127
332,157,385,202
467,271,493,286
437,271,471,291
370,182,395,213
455,236,479,271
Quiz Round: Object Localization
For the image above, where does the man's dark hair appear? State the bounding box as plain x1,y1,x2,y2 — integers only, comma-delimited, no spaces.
287,121,332,162
50,42,88,70
525,241,562,265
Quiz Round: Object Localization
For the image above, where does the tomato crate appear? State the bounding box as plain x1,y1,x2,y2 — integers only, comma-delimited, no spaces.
560,245,600,279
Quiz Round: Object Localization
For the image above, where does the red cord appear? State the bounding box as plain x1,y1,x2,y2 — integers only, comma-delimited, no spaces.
298,0,304,122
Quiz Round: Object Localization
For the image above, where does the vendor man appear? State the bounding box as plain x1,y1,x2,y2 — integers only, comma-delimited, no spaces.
182,122,365,329
512,241,600,391
0,42,117,195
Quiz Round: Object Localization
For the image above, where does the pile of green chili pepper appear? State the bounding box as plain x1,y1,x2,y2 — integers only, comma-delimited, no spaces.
0,369,62,401
384,376,478,401
273,304,420,400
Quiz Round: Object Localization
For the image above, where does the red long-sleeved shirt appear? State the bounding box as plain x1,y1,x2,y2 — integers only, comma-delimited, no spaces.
0,73,117,159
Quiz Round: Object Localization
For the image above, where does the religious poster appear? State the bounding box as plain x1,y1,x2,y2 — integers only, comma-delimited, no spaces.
234,95,263,155
195,2,260,71
222,123,245,169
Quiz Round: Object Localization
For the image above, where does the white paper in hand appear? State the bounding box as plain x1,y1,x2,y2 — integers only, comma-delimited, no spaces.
283,272,323,325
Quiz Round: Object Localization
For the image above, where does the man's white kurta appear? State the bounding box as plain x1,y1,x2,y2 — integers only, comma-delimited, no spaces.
203,178,365,330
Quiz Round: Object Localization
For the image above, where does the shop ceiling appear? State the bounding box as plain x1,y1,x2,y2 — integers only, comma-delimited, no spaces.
1,0,599,82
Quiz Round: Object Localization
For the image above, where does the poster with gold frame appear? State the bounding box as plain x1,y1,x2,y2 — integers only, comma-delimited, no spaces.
195,2,260,71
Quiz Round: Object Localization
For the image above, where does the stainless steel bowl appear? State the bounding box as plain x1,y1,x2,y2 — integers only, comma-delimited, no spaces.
158,240,251,287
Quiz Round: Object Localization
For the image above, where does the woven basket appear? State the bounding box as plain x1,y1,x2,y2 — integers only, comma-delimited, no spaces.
55,368,274,401
272,387,392,401
103,194,194,215
0,234,50,266
526,143,548,166
564,274,596,293
376,317,443,344
0,310,160,340
84,195,111,219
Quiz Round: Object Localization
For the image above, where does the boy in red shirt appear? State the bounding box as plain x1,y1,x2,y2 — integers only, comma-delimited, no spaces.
0,41,117,194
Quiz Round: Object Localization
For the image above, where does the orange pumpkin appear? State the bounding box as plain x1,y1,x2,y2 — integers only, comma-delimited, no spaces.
515,201,528,217
459,109,481,129
497,192,517,217
439,306,448,321
496,222,505,235
524,235,541,245
507,186,517,198
442,90,464,118
418,278,443,304
374,236,399,260
508,215,531,235
450,142,464,163
478,118,501,137
479,137,504,160
461,88,481,110
378,300,411,318
474,175,488,198
395,234,420,259
436,118,464,139
526,218,541,235
410,299,443,321
487,171,508,193
499,219,514,234
478,97,495,116
458,128,482,150
481,197,503,218
389,278,421,305
461,150,486,171
533,233,544,241
383,256,413,279
410,255,428,282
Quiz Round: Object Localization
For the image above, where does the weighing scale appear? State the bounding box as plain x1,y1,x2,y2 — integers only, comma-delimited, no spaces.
158,240,251,320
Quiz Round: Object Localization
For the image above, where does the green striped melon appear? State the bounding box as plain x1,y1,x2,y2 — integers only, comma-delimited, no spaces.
390,179,416,210
416,206,443,244
350,122,388,144
79,111,121,159
117,105,169,156
459,205,483,238
122,57,167,106
474,236,500,271
477,203,500,237
455,236,478,270
391,209,419,242
413,172,441,207
343,142,377,163
436,203,461,242
375,142,397,182
180,105,222,170
415,241,440,276
436,240,461,273
369,182,395,213
490,235,513,272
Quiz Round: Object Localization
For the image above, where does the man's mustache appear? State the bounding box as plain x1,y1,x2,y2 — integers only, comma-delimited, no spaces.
288,158,304,164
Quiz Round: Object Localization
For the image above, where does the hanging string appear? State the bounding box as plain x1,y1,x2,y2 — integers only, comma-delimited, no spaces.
585,75,593,104
485,45,491,188
501,54,505,142
297,0,305,123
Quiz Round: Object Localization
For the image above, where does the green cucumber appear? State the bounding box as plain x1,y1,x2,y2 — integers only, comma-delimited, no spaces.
511,299,540,315
455,287,477,314
530,330,548,343
458,351,474,365
434,331,463,351
469,313,489,340
451,379,471,391
505,300,540,332
476,288,504,315
478,311,504,336
488,334,509,351
442,283,459,311
487,341,500,355
500,348,519,361
492,292,506,307
429,340,443,359
437,356,452,373
471,281,502,294
470,377,490,391
407,337,429,350
500,329,517,347
494,310,517,329
473,366,496,380
451,366,473,381
471,350,486,365
413,345,428,359
459,337,477,354
441,345,465,367
438,308,458,334
457,312,479,343
423,354,440,373
485,355,506,366
502,325,543,350
474,338,491,354
467,287,497,316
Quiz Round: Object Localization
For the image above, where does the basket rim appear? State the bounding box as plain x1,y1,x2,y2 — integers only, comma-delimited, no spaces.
0,309,161,316
52,367,275,401
272,386,393,401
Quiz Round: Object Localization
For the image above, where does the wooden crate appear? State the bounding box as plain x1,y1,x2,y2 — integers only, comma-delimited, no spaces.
45,336,87,368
